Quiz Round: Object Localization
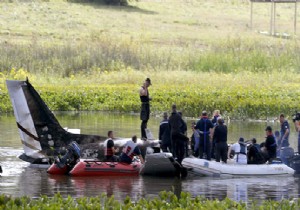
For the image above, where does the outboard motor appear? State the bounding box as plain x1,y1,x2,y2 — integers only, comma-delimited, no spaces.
56,141,81,169
280,147,294,166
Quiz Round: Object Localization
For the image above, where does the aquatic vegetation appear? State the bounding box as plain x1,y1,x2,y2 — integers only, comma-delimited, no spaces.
0,73,300,120
0,191,299,209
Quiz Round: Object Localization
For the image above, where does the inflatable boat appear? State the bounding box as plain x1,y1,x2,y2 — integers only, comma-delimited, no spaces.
140,152,187,177
69,160,141,176
48,160,141,176
182,157,295,177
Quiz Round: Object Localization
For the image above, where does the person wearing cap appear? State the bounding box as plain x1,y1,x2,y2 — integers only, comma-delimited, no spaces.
139,78,152,140
264,126,277,162
279,114,290,147
159,112,171,152
194,111,214,160
227,137,247,164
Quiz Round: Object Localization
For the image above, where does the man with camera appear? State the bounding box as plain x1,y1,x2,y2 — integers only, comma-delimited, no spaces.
293,112,300,152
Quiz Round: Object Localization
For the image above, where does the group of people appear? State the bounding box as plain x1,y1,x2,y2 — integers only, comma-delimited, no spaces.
138,77,300,165
103,131,144,164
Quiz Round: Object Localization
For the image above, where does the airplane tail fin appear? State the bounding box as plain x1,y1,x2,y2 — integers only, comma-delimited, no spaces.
6,79,105,163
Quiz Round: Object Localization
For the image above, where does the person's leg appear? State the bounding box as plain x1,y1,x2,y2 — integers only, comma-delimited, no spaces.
205,137,211,160
221,142,228,163
141,120,148,139
215,143,221,162
140,103,149,139
177,141,185,164
193,131,200,157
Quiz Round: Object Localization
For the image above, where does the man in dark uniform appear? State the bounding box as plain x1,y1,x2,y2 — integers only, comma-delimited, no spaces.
139,78,151,140
279,114,290,147
194,111,214,160
213,118,227,163
159,112,171,152
168,104,189,163
265,126,277,163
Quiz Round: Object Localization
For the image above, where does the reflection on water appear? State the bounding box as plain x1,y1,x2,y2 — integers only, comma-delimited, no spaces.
1,112,300,202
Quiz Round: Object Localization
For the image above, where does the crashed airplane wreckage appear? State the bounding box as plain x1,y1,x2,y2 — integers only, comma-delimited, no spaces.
6,79,160,165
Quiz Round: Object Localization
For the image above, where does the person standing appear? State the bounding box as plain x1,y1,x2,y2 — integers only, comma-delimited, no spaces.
159,112,171,152
211,110,221,159
213,118,227,163
279,114,290,147
294,117,300,153
264,126,277,163
169,104,189,163
178,111,188,156
140,78,151,140
103,131,118,162
194,111,214,160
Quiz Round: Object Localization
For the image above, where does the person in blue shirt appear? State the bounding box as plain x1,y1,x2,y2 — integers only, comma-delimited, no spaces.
159,112,171,152
279,114,290,147
194,111,214,160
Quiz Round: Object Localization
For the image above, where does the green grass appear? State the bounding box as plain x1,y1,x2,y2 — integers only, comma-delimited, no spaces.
0,0,300,119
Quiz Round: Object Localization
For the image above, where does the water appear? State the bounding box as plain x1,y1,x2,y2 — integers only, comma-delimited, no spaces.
0,112,300,203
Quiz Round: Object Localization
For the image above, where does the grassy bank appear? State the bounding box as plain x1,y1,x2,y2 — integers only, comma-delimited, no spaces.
0,191,299,209
0,0,300,119
0,0,299,76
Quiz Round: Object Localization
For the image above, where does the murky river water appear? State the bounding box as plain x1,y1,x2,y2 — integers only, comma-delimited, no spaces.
0,112,300,202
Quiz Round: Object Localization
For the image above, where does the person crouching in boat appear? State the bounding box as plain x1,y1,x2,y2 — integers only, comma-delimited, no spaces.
104,130,119,162
247,138,266,164
227,137,247,164
264,126,277,163
119,135,145,164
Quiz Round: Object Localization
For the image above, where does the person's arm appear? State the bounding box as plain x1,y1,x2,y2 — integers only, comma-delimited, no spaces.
283,127,290,140
139,86,147,96
138,155,145,164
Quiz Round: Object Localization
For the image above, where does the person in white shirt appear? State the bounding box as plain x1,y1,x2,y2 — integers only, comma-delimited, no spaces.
228,137,247,164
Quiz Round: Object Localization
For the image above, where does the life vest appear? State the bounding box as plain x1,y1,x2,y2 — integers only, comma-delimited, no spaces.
239,143,246,155
236,143,247,163
122,140,137,160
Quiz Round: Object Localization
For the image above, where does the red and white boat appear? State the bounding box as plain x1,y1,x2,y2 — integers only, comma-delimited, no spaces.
47,159,141,176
